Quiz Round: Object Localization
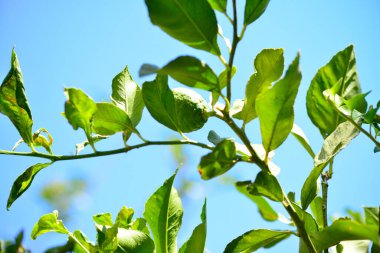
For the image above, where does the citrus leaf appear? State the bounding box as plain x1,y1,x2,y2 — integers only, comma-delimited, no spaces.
236,181,278,221
247,171,283,202
93,213,114,227
97,223,118,252
92,102,136,136
198,139,237,180
116,206,134,229
244,0,271,26
364,206,379,227
145,0,220,55
117,229,155,253
300,163,326,210
241,48,284,124
111,66,144,127
224,229,292,253
31,210,69,240
72,230,97,253
291,124,315,158
179,199,207,253
310,196,324,229
143,171,183,253
0,49,33,146
256,53,301,153
306,45,361,138
7,162,52,210
207,0,227,13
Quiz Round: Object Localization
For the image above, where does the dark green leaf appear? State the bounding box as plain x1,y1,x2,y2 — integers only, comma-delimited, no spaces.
116,206,134,229
244,0,271,25
306,45,361,137
247,171,283,202
111,66,144,127
159,56,219,91
198,139,237,180
31,210,69,240
310,219,379,251
93,213,114,227
336,244,344,253
145,0,220,55
92,102,135,136
7,163,52,210
143,171,183,253
241,48,284,124
64,88,97,147
207,0,226,13
224,229,292,253
300,163,326,210
291,124,315,158
0,49,33,146
310,197,324,229
117,229,155,253
236,181,278,221
179,199,207,253
256,53,301,153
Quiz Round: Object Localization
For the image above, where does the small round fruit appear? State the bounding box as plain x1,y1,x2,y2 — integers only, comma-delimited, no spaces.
116,229,154,253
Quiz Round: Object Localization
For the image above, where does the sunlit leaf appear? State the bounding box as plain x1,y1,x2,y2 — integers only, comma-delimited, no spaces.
0,49,33,146
93,213,114,227
179,199,207,253
310,196,324,229
116,206,134,229
364,206,379,226
198,139,237,180
117,228,155,253
247,171,283,202
306,45,361,137
244,0,271,26
72,230,97,253
7,163,52,210
143,171,183,253
256,53,301,153
207,0,227,13
31,210,69,240
145,0,220,55
111,65,144,127
291,124,315,158
224,229,292,253
236,181,278,221
96,223,118,252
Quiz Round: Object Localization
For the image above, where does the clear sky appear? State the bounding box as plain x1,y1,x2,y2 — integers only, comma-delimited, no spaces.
0,1,379,252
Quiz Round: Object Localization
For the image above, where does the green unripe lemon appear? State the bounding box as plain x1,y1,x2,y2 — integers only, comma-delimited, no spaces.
171,87,209,133
115,228,154,253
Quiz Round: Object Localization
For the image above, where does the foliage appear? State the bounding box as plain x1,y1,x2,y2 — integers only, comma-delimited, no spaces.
1,0,379,252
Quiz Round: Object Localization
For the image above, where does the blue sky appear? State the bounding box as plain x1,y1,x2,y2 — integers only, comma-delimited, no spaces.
0,1,379,252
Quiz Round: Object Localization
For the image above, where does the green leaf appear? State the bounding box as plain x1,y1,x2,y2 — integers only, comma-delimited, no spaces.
142,75,208,133
315,120,360,166
310,219,379,251
111,65,144,127
219,66,237,90
97,223,119,252
198,139,237,180
143,171,183,253
72,230,97,253
241,48,284,124
344,92,370,114
117,229,155,253
310,196,324,229
64,88,97,148
291,124,315,158
179,199,207,253
31,210,69,240
247,171,283,202
244,0,271,26
131,218,150,235
92,102,136,136
256,53,301,153
75,135,107,155
93,213,114,227
32,128,53,154
306,45,361,137
364,206,379,226
116,206,135,229
224,229,292,253
0,49,33,146
300,163,326,210
236,181,278,221
7,162,52,210
207,0,226,13
145,0,220,55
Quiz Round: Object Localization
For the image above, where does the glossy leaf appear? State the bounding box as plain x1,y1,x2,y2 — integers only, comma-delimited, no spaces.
116,206,134,229
224,229,292,253
310,219,379,251
31,210,69,240
244,0,271,25
145,0,220,55
291,124,315,158
93,213,114,227
131,218,150,235
306,45,361,137
7,163,52,210
92,102,135,136
236,181,278,221
207,0,226,13
300,163,326,210
247,171,283,202
143,171,183,253
64,88,97,147
179,200,207,253
310,196,324,229
117,229,155,253
241,48,284,124
111,66,144,127
256,53,301,153
0,49,33,146
198,139,237,180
